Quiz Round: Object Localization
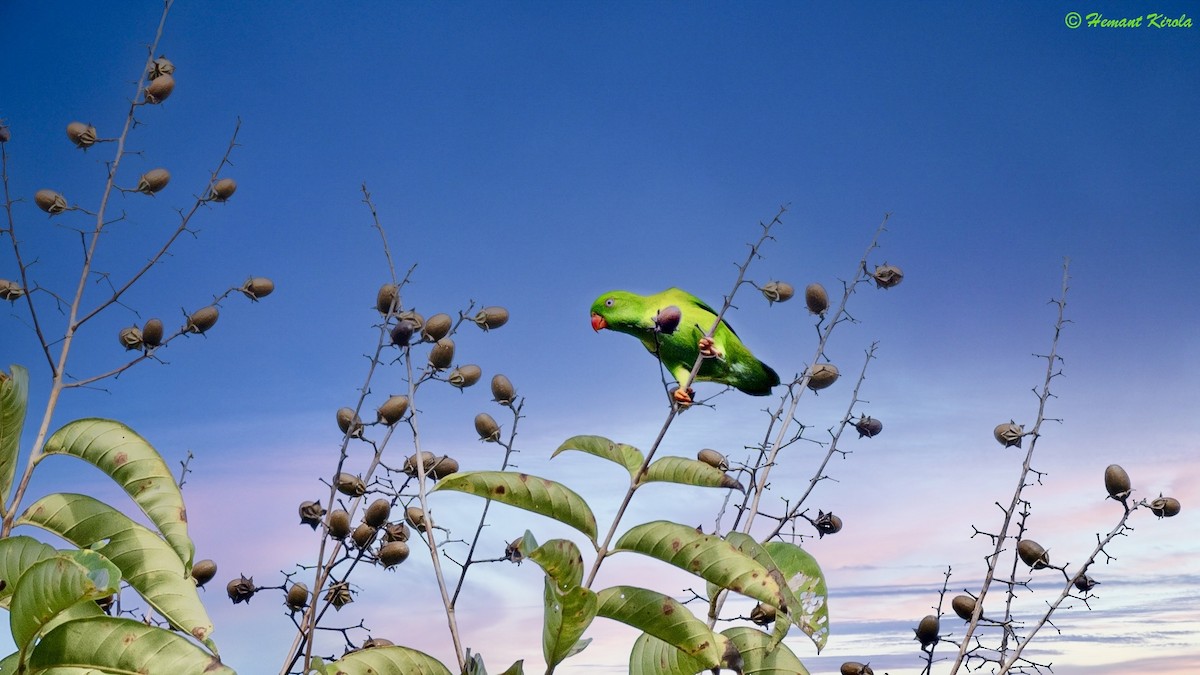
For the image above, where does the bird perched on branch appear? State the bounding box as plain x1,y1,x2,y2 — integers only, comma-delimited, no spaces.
590,288,779,405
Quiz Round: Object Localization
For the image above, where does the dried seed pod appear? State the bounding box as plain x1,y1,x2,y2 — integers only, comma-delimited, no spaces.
186,305,219,333
491,374,516,405
428,338,455,370
0,125,9,143
390,320,415,346
285,583,309,611
362,637,395,649
654,305,682,334
35,189,68,215
840,663,874,675
914,614,939,646
760,281,794,304
240,276,274,300
1104,464,1131,500
210,177,237,201
854,415,883,438
351,523,377,549
141,318,164,347
378,540,410,568
334,473,366,497
504,537,525,563
475,413,501,442
696,449,729,472
336,407,363,438
364,499,391,528
403,451,438,478
1150,496,1181,518
951,595,977,621
144,74,175,104
1074,573,1098,592
377,395,410,425
397,310,425,333
872,263,904,289
226,574,255,604
449,364,482,388
814,510,842,537
325,581,352,609
430,456,459,480
148,56,175,79
66,121,98,148
136,168,171,194
95,594,115,613
190,559,217,587
405,506,430,532
381,520,410,543
0,280,25,301
298,499,326,530
1017,539,1050,569
473,306,509,330
749,602,776,626
376,283,399,315
993,421,1024,448
804,283,829,314
118,325,143,351
422,313,452,341
327,509,352,538
806,363,839,390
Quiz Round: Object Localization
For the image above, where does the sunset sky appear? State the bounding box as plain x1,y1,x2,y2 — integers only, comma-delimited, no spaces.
2,1,1197,673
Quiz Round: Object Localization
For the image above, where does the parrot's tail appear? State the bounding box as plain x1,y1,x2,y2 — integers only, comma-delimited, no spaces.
737,361,780,396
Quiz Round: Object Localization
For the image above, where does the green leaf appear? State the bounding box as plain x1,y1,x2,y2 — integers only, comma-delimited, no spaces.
641,456,743,491
723,533,801,623
596,585,723,668
552,435,644,477
764,541,829,652
323,645,453,674
432,471,597,542
0,535,58,610
10,550,120,651
41,418,193,567
721,626,810,674
17,493,216,649
496,660,525,675
613,521,787,611
528,538,586,590
27,616,234,674
0,651,19,675
542,578,597,671
628,632,710,675
0,365,29,513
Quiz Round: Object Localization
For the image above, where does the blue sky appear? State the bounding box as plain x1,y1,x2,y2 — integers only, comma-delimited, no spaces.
2,1,1197,673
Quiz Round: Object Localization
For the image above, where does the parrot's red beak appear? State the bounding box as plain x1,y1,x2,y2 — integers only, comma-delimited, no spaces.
590,313,607,332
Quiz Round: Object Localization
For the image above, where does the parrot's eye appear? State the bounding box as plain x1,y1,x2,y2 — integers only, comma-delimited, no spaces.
605,298,615,307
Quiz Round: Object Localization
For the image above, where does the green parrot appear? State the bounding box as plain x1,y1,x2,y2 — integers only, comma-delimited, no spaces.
590,288,780,405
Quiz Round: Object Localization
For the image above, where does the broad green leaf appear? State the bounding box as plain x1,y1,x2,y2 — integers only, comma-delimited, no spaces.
17,493,216,648
613,521,786,611
41,418,193,567
542,578,597,671
323,645,453,674
552,435,644,477
497,660,525,675
721,626,810,674
0,651,18,675
528,538,585,590
432,471,597,542
642,456,743,491
764,541,829,652
10,550,120,651
27,616,234,674
0,365,28,513
596,585,722,668
628,632,710,675
0,535,58,609
724,533,801,619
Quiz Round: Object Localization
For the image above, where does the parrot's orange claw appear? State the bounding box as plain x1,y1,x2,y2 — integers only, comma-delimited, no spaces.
698,337,721,359
672,387,695,407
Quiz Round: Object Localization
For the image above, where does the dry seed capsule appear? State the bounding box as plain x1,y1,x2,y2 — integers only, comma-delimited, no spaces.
403,451,437,477
334,473,366,497
363,637,395,648
240,277,274,300
0,280,25,301
148,56,175,79
325,581,352,609
1017,539,1050,569
422,313,452,341
186,306,219,333
1104,464,1132,500
226,575,255,604
381,521,410,543
475,413,501,442
749,602,776,626
804,284,829,315
854,415,883,438
491,374,516,405
66,121,97,148
951,595,976,621
190,559,217,587
285,583,309,611
653,305,682,334
376,283,399,315
814,510,842,537
872,263,904,289
0,124,9,143
405,506,430,532
378,540,410,568
35,189,68,215
840,663,874,675
351,523,377,549
430,455,459,480
210,177,237,201
696,449,728,471
390,320,415,346
914,614,939,646
806,363,839,390
993,421,1024,448
428,338,455,370
364,499,391,528
298,499,326,530
136,168,171,194
1150,496,1181,518
327,509,351,538
144,74,175,103
1074,573,1098,592
760,281,794,304
376,395,410,425
397,311,425,334
473,306,509,330
504,537,525,563
336,407,363,437
141,318,164,347
449,364,482,388
118,325,143,351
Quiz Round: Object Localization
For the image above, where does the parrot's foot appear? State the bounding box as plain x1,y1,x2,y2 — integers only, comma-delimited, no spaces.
698,337,722,359
672,387,696,407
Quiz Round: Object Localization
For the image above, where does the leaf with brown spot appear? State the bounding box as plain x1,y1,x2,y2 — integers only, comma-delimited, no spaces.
641,456,744,491
721,625,811,674
26,617,235,674
322,645,453,674
432,471,597,542
596,585,725,668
